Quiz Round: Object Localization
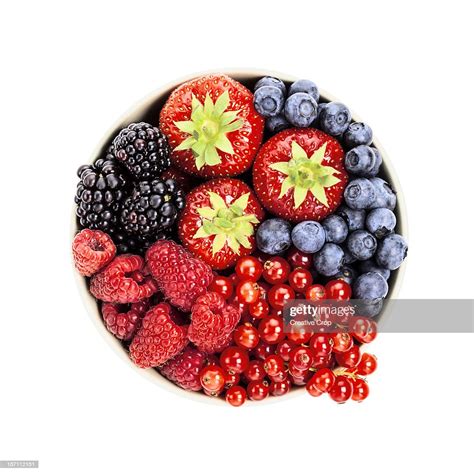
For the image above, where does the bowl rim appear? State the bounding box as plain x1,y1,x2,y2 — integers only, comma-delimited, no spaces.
71,68,408,406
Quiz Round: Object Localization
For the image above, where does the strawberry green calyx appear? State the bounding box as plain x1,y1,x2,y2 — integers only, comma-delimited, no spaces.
193,191,260,255
269,141,342,209
174,91,244,170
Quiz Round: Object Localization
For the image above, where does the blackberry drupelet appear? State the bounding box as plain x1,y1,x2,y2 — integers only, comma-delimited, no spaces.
120,178,185,245
75,154,129,235
112,122,171,180
113,230,167,256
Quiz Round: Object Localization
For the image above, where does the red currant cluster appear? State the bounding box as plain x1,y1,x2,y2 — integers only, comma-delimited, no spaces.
200,249,378,406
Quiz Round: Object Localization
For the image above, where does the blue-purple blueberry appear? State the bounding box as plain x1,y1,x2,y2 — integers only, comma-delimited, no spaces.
376,233,408,270
347,230,378,260
266,114,290,134
254,76,286,96
254,86,285,117
288,79,319,102
353,272,388,301
319,102,351,136
343,122,373,148
333,265,359,285
313,243,344,277
337,205,366,231
284,93,318,127
358,259,391,280
344,146,381,177
344,178,376,210
256,218,292,255
291,221,326,254
369,177,396,210
366,208,396,238
321,215,348,244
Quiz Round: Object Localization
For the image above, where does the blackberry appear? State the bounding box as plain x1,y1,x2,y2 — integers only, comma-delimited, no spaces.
120,178,185,243
113,229,167,256
112,122,171,180
75,154,129,235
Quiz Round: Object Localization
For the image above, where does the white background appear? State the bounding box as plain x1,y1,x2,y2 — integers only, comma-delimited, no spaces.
1,1,473,473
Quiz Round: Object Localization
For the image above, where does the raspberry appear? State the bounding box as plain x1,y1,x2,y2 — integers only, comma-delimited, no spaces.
146,240,213,311
72,229,116,276
160,346,207,391
130,303,188,368
90,254,158,303
101,299,150,341
188,292,241,353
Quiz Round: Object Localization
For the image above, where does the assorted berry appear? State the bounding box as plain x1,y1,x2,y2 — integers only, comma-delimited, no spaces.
73,73,408,406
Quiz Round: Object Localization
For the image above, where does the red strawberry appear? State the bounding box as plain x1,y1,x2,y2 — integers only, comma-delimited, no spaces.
253,128,348,222
130,303,188,368
160,74,264,178
90,254,158,303
146,240,213,311
178,178,264,270
188,292,241,354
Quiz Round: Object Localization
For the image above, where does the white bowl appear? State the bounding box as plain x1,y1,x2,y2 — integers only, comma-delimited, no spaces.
72,69,408,405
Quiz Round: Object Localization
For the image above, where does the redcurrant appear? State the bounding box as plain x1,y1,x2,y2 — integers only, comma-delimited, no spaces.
234,323,260,349
335,345,361,368
226,386,247,407
252,340,274,360
199,365,226,393
249,300,270,319
244,360,266,381
289,346,315,371
209,275,233,300
309,333,334,357
262,257,291,284
268,284,295,309
270,379,291,396
332,332,354,353
258,315,284,344
224,371,240,388
235,256,263,281
236,279,260,304
220,346,250,374
305,284,327,301
263,354,285,377
350,318,377,343
356,353,377,375
308,368,336,392
286,247,313,269
325,279,352,301
288,268,313,292
276,340,297,361
328,375,353,403
351,378,369,402
247,380,270,401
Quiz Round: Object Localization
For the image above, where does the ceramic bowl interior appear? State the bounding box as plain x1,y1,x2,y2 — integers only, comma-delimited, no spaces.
72,69,408,405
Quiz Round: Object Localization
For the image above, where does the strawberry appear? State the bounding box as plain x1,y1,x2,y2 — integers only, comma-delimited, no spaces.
253,128,348,222
178,178,264,270
160,74,264,178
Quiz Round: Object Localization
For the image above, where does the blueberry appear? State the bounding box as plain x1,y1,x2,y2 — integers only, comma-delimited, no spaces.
254,76,287,96
337,205,366,231
358,259,391,280
353,272,388,301
321,215,348,244
288,79,319,102
366,208,396,238
369,178,397,210
312,102,328,127
313,243,344,277
284,93,318,127
347,230,377,260
319,102,351,136
356,299,384,317
344,178,376,210
266,114,290,134
333,265,358,285
344,146,381,177
254,86,285,118
376,233,408,270
341,244,357,264
291,221,326,253
343,122,373,148
256,218,292,255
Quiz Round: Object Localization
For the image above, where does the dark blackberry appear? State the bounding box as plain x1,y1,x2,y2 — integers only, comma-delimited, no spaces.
120,178,185,242
113,230,167,256
75,154,129,235
112,122,171,181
